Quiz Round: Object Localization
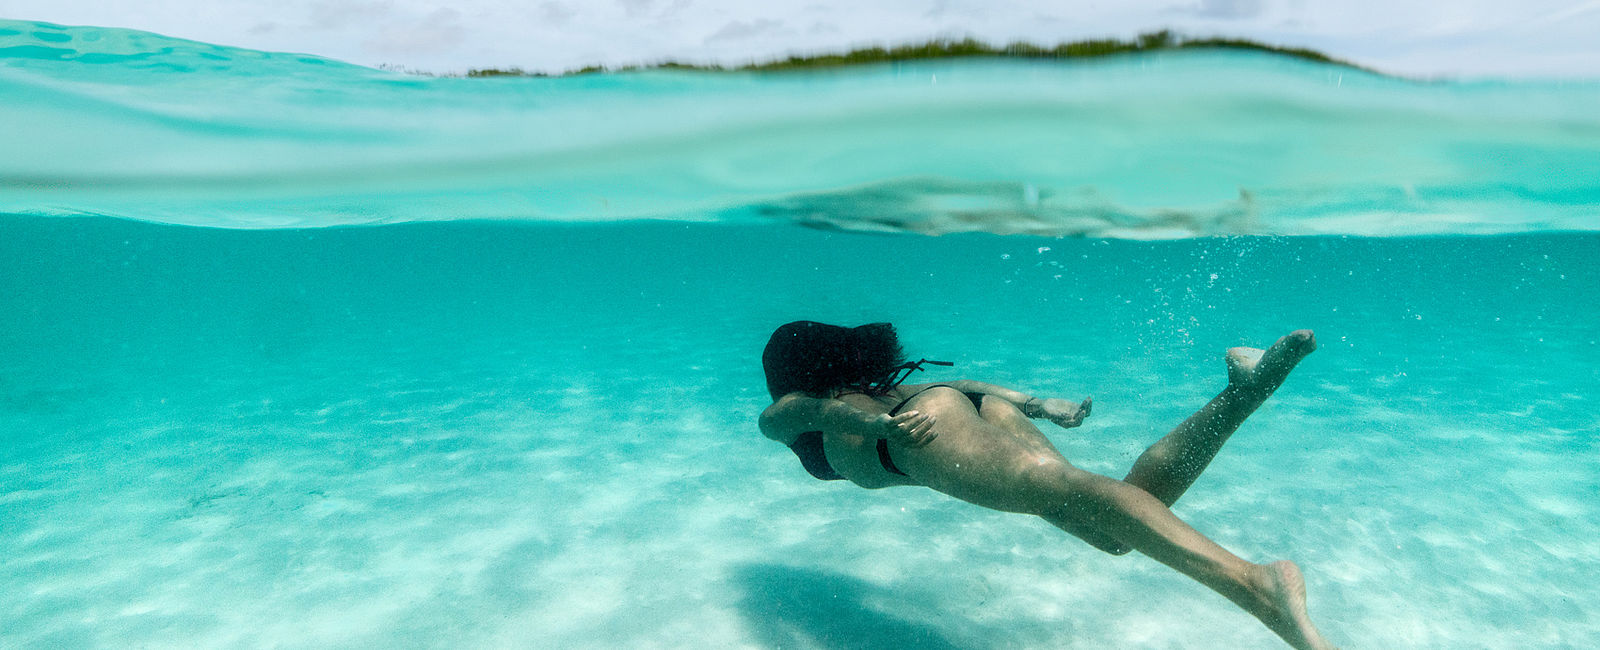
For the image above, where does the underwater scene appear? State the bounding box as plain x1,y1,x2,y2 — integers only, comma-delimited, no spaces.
3,19,1599,648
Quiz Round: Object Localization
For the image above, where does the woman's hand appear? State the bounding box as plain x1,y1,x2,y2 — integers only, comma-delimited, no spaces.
872,410,938,447
1034,397,1092,429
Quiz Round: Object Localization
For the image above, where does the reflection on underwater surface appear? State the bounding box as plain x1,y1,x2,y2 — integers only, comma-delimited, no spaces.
3,19,1600,235
2,218,1597,647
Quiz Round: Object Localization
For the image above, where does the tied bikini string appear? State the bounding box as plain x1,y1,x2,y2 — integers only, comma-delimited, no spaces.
871,358,954,395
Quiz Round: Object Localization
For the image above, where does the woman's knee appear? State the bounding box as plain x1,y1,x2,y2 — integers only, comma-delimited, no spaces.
1043,509,1133,555
1024,467,1139,553
1030,464,1137,523
1084,533,1133,556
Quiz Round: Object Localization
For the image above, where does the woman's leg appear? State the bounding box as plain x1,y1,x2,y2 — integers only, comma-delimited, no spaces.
1123,330,1317,506
1037,466,1332,650
977,394,1135,555
893,387,1332,649
971,330,1316,555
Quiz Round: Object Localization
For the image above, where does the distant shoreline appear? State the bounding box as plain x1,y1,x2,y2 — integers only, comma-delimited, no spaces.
458,30,1375,78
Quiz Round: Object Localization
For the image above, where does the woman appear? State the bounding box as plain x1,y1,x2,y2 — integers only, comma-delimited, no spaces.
759,321,1334,649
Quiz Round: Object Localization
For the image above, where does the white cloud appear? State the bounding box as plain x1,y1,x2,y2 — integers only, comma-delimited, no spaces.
540,2,575,26
617,0,654,18
807,21,839,35
1187,0,1266,20
704,18,785,44
361,6,465,56
307,0,396,31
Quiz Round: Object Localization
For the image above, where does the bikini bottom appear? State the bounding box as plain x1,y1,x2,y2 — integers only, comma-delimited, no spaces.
877,385,986,476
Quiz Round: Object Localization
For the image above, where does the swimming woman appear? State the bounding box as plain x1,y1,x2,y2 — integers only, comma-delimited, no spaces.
759,321,1334,649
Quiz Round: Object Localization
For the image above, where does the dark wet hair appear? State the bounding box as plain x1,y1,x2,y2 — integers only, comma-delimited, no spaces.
763,321,906,400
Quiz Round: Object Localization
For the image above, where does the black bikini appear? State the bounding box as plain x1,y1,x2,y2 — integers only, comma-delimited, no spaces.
787,379,985,482
788,430,845,481
889,385,987,416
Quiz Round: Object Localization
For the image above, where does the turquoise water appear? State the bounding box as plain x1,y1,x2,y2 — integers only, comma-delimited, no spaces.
3,20,1600,648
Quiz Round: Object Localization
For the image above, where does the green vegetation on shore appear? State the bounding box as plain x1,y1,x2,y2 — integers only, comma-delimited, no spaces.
463,30,1371,78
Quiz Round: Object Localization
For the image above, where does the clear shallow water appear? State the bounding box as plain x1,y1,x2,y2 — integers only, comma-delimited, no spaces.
3,19,1600,650
4,219,1598,647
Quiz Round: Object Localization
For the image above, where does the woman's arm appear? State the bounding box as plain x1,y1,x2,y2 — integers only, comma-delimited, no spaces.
759,392,938,447
930,380,1093,429
937,380,1038,412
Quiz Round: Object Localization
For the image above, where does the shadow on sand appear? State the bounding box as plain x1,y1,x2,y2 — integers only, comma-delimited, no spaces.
731,563,982,650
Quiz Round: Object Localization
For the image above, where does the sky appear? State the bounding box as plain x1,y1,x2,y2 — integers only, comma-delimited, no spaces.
2,0,1599,78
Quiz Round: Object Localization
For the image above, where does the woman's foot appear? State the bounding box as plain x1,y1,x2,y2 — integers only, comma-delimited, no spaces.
1248,561,1337,650
1226,330,1317,397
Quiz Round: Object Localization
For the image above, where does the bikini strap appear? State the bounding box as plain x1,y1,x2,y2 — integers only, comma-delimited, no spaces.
870,358,954,394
